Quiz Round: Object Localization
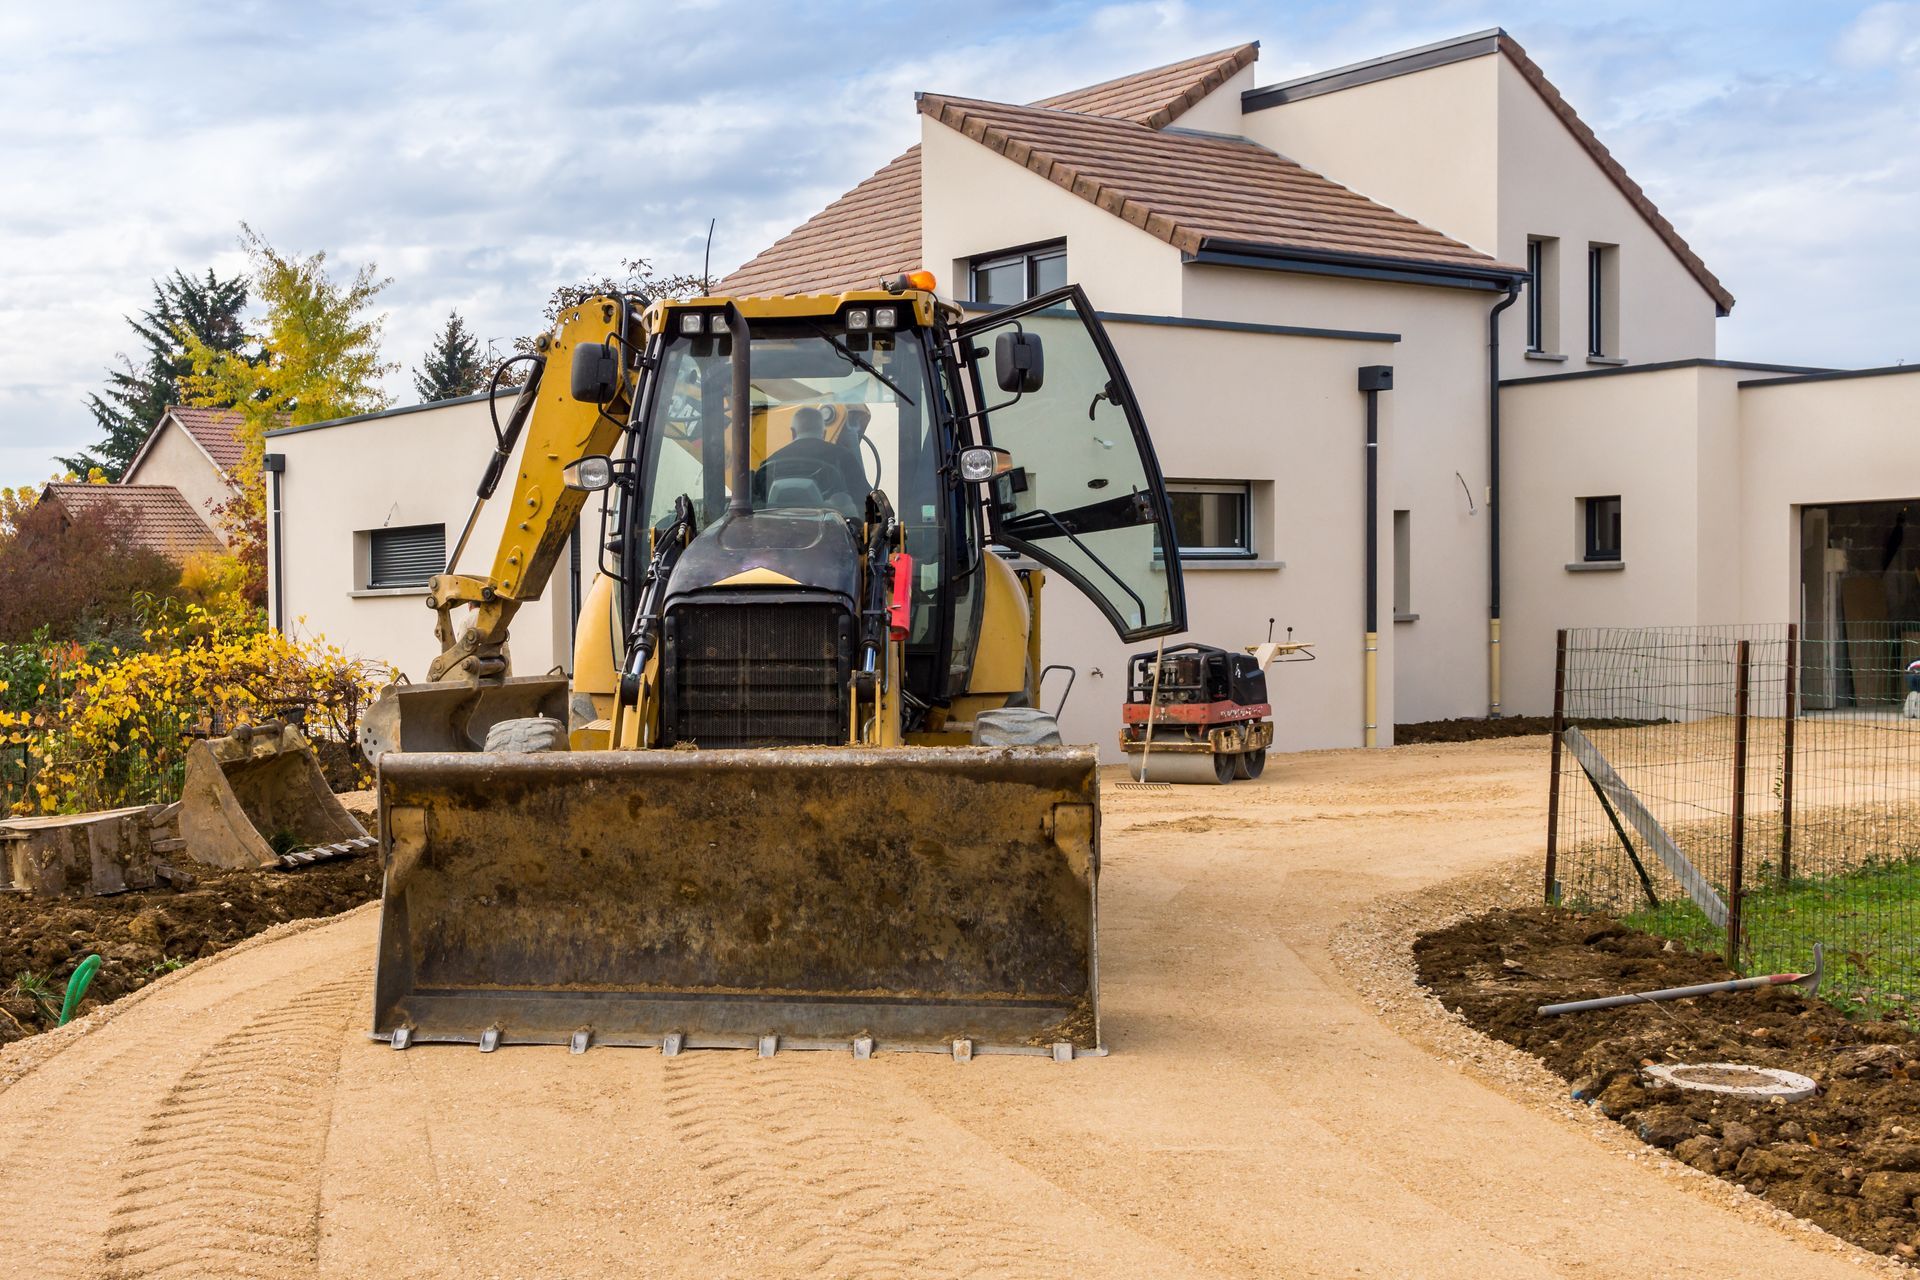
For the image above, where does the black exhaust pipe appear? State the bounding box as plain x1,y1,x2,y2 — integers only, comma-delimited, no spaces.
725,303,752,516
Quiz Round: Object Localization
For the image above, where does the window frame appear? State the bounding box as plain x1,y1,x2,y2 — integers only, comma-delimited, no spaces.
1163,479,1256,561
1583,495,1622,563
1587,244,1616,358
1392,508,1412,616
364,522,447,590
1526,240,1544,353
968,240,1067,306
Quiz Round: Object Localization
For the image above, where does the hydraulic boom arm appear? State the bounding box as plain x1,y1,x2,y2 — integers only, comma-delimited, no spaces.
425,298,635,682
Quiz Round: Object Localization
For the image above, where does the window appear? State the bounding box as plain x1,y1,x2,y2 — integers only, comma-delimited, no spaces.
1583,496,1621,562
1587,244,1617,358
1392,509,1412,617
969,241,1067,305
1165,481,1254,558
366,523,446,588
1525,237,1557,353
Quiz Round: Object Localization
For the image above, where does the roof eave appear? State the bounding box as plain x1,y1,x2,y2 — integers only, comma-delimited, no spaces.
1189,238,1529,294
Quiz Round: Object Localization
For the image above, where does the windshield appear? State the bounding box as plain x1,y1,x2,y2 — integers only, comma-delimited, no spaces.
640,326,932,528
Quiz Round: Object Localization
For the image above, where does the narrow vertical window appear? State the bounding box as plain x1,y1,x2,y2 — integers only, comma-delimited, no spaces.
1392,509,1412,618
1583,496,1622,562
1526,240,1544,353
1587,245,1610,357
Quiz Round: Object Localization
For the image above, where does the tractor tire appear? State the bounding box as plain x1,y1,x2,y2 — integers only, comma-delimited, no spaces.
484,716,568,754
1234,748,1267,780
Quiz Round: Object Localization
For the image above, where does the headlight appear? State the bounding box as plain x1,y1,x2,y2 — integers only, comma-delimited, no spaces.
957,446,1012,484
845,309,870,331
873,307,897,329
562,455,615,491
678,313,703,336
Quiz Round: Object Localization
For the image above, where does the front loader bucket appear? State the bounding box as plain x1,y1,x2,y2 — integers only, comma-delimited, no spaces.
373,746,1101,1056
179,725,371,870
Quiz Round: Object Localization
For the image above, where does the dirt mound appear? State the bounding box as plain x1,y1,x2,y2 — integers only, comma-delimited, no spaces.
1418,906,1920,1261
0,855,378,1045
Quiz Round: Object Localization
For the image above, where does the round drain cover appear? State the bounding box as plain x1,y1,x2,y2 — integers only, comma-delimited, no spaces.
1643,1062,1817,1101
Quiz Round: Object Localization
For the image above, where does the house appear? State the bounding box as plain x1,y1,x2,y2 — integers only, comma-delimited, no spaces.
37,483,223,562
120,405,246,541
270,29,1920,753
265,391,588,678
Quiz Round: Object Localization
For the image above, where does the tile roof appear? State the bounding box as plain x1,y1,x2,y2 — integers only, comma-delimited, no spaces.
164,406,248,472
41,483,222,562
916,93,1515,273
719,44,1260,297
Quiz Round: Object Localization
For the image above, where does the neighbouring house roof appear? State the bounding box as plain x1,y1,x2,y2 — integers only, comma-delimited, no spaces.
720,44,1262,296
915,93,1516,276
39,483,223,562
122,404,262,489
1240,28,1733,315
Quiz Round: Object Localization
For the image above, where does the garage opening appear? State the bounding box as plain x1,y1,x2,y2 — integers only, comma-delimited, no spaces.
1800,501,1920,709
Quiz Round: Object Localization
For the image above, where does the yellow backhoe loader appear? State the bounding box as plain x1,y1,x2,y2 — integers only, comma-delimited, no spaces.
364,276,1186,1058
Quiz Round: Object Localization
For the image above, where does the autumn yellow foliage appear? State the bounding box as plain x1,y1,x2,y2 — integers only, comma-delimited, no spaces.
0,605,386,814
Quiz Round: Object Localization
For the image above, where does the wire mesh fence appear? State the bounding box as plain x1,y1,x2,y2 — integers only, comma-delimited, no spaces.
1547,624,1920,1019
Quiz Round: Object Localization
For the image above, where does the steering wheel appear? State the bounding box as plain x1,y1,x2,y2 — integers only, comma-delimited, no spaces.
860,433,882,489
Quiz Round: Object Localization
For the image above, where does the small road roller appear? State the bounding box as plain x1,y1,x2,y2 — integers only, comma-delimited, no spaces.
1120,637,1312,784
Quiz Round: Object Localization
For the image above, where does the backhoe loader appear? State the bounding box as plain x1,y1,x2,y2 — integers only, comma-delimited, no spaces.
365,275,1185,1057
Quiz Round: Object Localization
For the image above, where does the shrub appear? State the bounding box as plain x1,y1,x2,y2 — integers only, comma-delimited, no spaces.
2,607,387,813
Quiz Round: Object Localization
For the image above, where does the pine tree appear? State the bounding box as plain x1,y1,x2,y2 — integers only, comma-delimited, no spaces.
60,269,251,479
412,311,485,402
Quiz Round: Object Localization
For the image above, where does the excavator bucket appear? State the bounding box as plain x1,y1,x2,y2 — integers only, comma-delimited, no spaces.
372,746,1101,1056
179,724,373,870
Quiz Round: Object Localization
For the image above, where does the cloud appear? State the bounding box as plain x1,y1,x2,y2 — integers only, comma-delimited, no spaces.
3,1,1917,485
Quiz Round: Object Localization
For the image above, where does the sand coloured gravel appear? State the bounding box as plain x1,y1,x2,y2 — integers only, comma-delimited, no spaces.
0,736,1898,1277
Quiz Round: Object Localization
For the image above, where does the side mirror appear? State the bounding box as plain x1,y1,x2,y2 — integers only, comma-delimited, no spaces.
994,331,1044,394
957,446,1013,485
562,455,615,491
570,340,619,404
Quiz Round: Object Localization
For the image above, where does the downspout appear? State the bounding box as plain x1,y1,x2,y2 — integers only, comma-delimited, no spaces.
264,452,286,634
1486,283,1522,718
1358,366,1394,747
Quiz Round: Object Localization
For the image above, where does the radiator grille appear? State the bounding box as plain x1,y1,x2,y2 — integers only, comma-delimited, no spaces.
665,602,850,748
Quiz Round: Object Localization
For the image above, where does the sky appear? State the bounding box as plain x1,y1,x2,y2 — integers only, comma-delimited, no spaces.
2,0,1917,487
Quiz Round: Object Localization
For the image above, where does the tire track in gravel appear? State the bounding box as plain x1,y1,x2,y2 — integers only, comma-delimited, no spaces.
100,975,362,1279
0,923,366,1280
660,1053,1206,1279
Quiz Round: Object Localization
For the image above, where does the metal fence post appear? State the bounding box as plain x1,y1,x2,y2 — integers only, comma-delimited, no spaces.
1728,639,1751,969
1781,623,1798,884
1545,628,1568,904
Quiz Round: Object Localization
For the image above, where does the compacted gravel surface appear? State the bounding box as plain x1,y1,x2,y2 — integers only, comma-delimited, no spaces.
0,738,1895,1278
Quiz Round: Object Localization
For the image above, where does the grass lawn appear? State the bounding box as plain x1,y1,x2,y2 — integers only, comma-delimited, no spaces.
1623,860,1920,1020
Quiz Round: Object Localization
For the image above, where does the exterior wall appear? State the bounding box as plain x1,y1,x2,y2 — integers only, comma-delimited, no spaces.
268,393,587,684
1500,367,1709,714
123,419,232,542
1737,370,1920,627
1164,64,1257,136
918,118,1187,312
1237,54,1502,257
1179,266,1501,730
1494,57,1718,379
1044,318,1389,755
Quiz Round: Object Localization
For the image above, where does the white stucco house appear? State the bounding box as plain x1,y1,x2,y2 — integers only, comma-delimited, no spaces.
267,28,1920,755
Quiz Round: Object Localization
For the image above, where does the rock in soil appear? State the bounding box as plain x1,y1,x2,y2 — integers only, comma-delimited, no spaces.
0,855,378,1047
1416,906,1920,1261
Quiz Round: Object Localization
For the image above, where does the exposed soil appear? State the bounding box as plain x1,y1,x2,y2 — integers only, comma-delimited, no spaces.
1395,715,1665,743
1418,905,1920,1262
0,854,378,1046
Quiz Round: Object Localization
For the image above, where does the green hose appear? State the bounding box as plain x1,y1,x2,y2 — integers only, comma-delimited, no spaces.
58,954,101,1026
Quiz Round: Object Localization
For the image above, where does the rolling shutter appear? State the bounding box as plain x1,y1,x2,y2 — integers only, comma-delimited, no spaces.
369,524,446,588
